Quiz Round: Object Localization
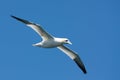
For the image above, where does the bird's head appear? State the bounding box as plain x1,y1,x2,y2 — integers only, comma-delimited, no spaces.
62,38,72,45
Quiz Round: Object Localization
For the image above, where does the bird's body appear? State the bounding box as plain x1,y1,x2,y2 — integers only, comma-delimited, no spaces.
33,38,66,48
11,15,87,74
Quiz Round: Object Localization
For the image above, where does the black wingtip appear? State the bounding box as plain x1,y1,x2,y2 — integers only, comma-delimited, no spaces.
11,15,31,24
11,15,15,18
11,15,19,20
74,58,87,74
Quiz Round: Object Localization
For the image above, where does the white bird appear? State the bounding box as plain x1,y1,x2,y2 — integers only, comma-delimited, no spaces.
11,15,87,74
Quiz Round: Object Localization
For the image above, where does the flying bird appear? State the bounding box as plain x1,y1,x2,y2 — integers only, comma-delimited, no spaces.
11,15,87,74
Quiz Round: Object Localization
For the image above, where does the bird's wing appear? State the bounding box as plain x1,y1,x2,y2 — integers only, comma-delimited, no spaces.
11,15,53,40
57,45,87,74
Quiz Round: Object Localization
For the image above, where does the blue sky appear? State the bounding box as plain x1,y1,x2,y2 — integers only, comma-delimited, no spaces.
0,0,120,80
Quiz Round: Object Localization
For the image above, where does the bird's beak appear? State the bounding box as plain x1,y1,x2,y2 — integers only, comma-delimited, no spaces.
68,41,72,45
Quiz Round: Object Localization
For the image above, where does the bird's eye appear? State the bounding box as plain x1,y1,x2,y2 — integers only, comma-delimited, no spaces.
65,40,68,42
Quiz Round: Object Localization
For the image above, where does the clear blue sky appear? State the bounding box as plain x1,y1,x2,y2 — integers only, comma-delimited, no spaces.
0,0,120,80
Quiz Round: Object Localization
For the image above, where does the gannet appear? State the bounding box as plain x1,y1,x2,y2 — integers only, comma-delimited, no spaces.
11,15,87,74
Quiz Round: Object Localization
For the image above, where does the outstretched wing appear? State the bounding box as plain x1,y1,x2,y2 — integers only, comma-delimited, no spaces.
11,15,53,40
57,45,87,74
